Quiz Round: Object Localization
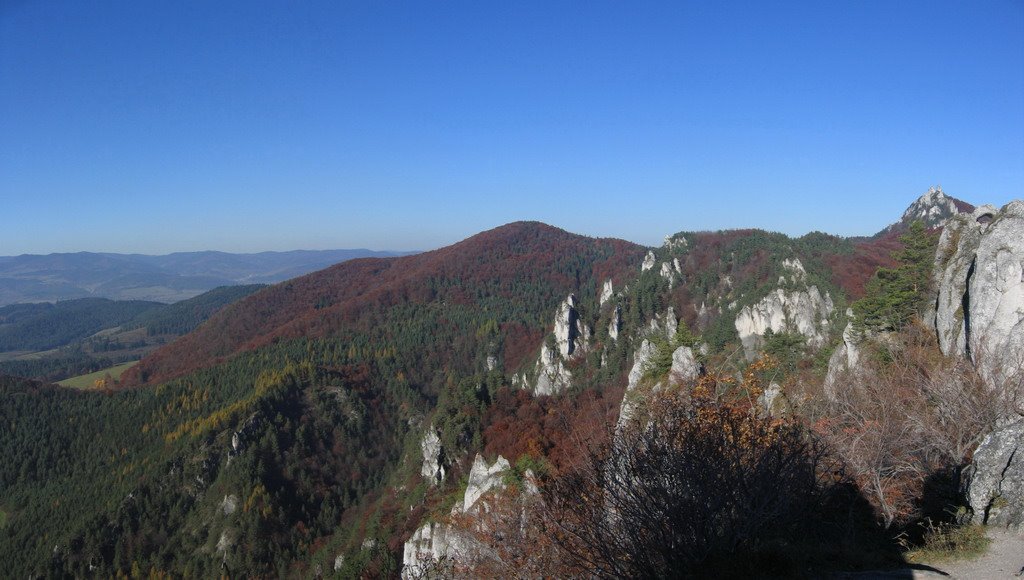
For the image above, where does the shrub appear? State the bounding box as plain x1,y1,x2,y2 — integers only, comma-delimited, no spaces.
540,386,894,577
904,521,990,563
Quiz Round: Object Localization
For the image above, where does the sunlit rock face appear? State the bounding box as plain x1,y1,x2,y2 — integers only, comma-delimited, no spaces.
527,294,582,396
932,201,1024,388
734,286,834,360
420,426,445,485
401,454,512,578
884,185,971,233
600,279,614,306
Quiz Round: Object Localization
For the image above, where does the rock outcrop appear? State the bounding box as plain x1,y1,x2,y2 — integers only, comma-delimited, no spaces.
757,382,786,418
884,185,972,233
824,311,861,397
641,251,656,272
669,345,700,385
553,294,580,358
932,201,1024,388
963,419,1024,531
734,286,835,360
618,339,659,428
608,304,622,341
463,454,511,512
600,279,614,306
530,294,583,395
420,427,445,485
533,344,573,396
401,454,511,578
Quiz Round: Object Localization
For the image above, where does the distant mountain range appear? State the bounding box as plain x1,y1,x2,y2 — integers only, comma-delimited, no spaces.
0,249,416,306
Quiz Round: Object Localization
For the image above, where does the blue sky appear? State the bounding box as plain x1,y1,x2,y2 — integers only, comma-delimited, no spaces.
2,1,1022,254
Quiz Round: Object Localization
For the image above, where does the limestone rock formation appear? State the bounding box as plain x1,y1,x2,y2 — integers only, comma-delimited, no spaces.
757,382,786,418
608,304,622,341
668,345,699,385
618,339,659,428
885,186,971,233
600,279,614,306
932,201,1024,388
660,261,675,288
553,294,580,358
533,344,573,396
963,419,1024,531
824,311,861,397
463,454,511,512
734,286,835,360
401,454,511,578
641,251,656,272
530,294,583,395
420,427,445,485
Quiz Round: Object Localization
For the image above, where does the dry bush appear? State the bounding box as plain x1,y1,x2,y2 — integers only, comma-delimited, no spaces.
821,321,1011,529
536,379,888,578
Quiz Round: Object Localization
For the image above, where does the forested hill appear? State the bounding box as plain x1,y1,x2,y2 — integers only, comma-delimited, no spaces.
124,222,645,387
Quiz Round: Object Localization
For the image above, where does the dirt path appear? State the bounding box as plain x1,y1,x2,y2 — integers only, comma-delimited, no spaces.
918,528,1024,579
835,528,1024,579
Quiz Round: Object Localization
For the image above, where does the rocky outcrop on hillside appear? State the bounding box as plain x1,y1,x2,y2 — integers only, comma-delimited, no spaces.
734,278,835,360
824,311,862,397
618,339,659,428
608,304,622,341
617,337,700,431
401,454,512,578
420,427,445,485
932,201,1024,388
600,279,614,306
963,419,1024,531
641,251,657,272
526,294,585,395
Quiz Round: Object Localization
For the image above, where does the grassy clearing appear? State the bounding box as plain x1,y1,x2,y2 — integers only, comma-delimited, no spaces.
58,361,138,389
905,522,990,563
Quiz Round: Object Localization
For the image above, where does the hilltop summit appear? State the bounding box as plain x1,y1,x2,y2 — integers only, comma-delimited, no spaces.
882,186,974,234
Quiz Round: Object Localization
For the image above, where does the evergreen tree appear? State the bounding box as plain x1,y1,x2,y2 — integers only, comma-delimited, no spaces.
853,221,938,333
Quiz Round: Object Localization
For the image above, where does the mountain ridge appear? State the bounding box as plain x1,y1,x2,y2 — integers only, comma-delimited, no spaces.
0,248,416,307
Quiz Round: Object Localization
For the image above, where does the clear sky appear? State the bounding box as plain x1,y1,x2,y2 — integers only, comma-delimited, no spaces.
2,1,1022,255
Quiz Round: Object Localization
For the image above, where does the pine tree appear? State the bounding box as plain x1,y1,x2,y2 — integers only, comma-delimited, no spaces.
853,221,938,333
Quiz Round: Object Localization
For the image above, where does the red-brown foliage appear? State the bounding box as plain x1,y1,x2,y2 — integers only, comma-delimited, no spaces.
123,222,645,386
481,384,624,473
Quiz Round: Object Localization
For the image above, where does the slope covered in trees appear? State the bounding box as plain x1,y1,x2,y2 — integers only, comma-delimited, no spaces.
125,222,644,386
0,298,163,352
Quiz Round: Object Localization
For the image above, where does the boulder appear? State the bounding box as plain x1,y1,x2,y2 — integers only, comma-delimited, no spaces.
963,419,1024,531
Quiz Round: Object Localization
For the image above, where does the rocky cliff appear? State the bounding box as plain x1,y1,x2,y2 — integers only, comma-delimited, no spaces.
401,454,513,578
734,274,835,359
931,201,1024,389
